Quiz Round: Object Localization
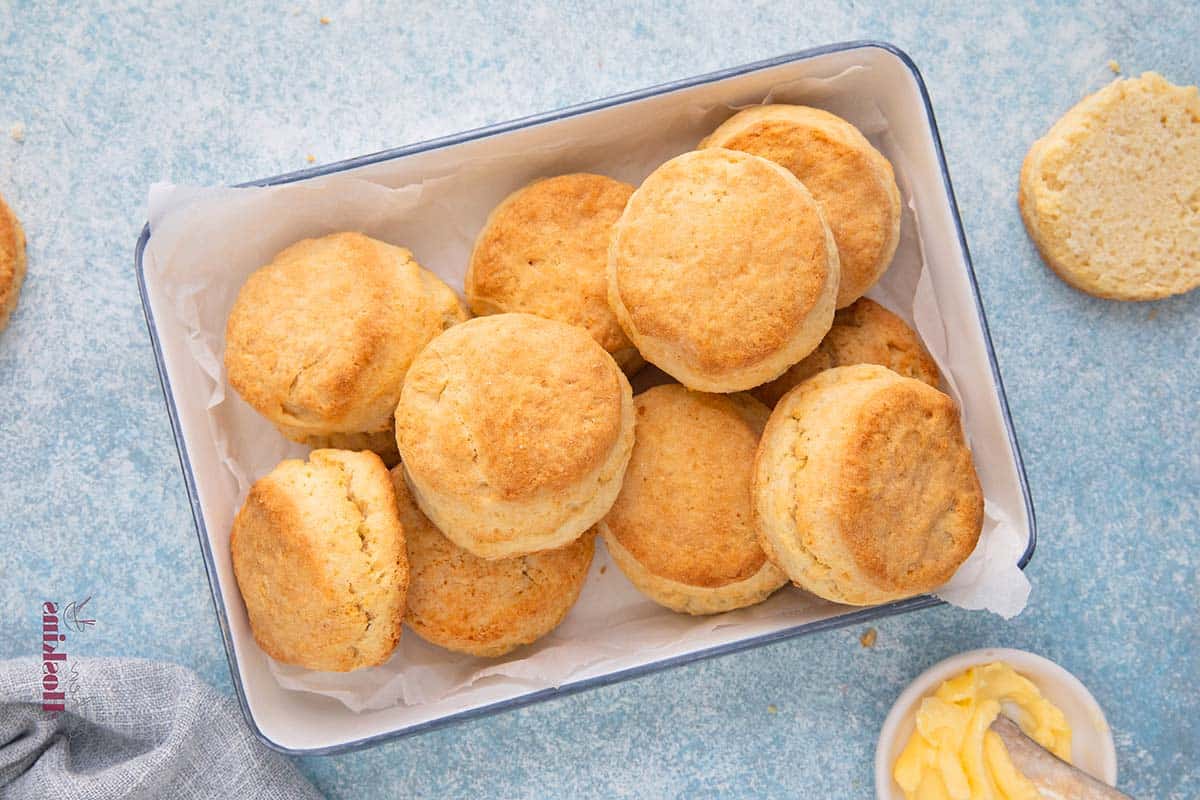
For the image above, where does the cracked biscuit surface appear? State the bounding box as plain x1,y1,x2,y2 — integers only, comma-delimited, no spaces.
395,313,635,559
607,148,839,392
224,232,468,462
391,468,593,657
752,364,982,606
599,385,788,615
231,449,408,672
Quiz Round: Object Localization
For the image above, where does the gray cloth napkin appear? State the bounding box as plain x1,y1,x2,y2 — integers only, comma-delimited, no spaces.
0,656,323,800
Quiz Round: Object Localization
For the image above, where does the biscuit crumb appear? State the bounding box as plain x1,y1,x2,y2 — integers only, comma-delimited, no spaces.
1108,60,1120,74
9,123,24,143
1147,307,1158,321
306,153,316,164
767,704,778,714
319,15,330,24
859,627,877,648
1023,71,1200,300
599,565,607,575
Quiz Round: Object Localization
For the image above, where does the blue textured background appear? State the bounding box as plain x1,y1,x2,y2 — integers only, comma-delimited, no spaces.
1,2,1196,798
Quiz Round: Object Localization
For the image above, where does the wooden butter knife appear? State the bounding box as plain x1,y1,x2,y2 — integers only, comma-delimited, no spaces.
989,715,1132,799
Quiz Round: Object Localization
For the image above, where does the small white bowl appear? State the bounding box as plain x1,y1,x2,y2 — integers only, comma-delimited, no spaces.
874,648,1117,800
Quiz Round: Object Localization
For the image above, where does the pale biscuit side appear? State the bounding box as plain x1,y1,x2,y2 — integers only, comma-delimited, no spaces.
753,370,888,603
601,526,787,615
230,449,408,671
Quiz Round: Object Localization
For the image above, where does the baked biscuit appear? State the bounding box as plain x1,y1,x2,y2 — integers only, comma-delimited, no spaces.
752,298,940,407
466,173,642,372
599,385,788,614
701,105,901,308
1019,72,1200,300
395,313,635,559
753,364,982,606
0,192,26,333
224,232,468,461
231,449,408,672
390,467,594,656
608,148,839,392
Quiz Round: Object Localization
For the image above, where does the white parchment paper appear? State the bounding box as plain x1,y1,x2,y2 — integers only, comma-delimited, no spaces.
144,66,1030,714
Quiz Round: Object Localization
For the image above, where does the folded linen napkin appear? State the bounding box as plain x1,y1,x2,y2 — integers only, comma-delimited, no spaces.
0,656,323,800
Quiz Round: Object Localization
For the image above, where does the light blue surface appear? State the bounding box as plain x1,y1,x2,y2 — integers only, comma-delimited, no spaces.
0,2,1196,798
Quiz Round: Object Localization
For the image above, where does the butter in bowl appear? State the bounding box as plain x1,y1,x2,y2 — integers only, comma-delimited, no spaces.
875,648,1121,799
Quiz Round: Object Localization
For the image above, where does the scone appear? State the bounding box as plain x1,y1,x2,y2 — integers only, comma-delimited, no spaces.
466,173,642,372
753,364,982,606
0,192,26,333
224,232,468,464
230,449,408,672
608,148,839,392
395,313,635,559
752,298,940,407
701,105,901,308
1019,72,1200,300
391,467,594,656
599,385,788,615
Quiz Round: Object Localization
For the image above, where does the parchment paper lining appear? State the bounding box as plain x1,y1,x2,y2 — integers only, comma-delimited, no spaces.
145,64,1030,713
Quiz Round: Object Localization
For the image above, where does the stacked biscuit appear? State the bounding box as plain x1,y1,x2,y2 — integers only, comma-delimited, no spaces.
225,104,984,673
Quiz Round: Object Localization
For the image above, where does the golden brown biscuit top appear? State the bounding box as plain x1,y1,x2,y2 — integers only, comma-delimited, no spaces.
609,148,833,374
390,468,593,645
467,174,635,355
753,298,940,406
702,105,898,303
396,313,626,501
224,232,467,432
604,384,770,587
830,376,982,594
0,193,26,325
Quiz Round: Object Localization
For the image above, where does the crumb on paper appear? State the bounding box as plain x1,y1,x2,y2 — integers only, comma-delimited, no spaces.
1108,59,1120,74
306,153,316,164
1147,307,1158,321
319,15,331,24
599,565,607,575
859,627,877,648
767,704,778,714
9,123,24,143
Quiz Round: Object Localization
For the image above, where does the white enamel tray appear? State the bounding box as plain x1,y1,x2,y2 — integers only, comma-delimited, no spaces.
136,41,1035,754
